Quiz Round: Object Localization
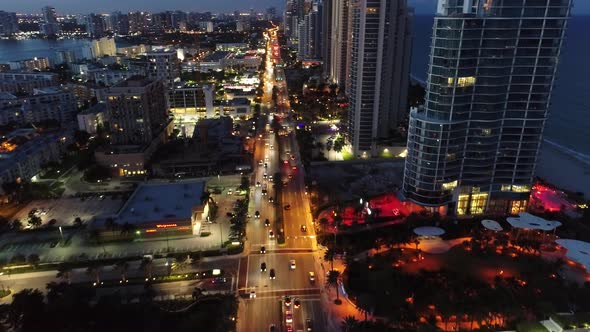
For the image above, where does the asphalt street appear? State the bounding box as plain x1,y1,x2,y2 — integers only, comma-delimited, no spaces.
237,27,326,332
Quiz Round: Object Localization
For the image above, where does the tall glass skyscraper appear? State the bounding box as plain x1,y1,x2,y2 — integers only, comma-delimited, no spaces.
403,0,572,216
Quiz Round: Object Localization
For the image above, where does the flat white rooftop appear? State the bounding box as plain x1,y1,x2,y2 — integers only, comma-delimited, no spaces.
481,219,503,231
506,212,562,231
556,239,590,272
116,181,205,225
414,226,445,237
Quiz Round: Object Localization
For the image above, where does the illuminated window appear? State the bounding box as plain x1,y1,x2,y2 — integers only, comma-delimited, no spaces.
501,184,512,192
442,180,458,191
366,7,378,14
457,194,470,216
510,200,528,214
447,77,454,85
481,128,492,136
469,192,488,215
471,186,481,194
446,153,456,161
457,76,476,87
512,185,530,193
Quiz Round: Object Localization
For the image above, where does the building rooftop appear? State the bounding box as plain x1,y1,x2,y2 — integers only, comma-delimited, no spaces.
79,102,106,115
204,51,232,62
112,75,153,88
116,181,206,226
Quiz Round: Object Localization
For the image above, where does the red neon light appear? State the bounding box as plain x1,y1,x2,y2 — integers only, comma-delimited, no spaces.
146,229,157,233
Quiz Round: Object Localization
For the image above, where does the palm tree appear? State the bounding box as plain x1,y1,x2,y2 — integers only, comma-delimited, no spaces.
171,255,190,273
86,263,101,285
341,315,359,332
56,263,72,284
324,247,336,272
326,270,341,304
318,217,329,233
140,257,153,279
114,261,129,282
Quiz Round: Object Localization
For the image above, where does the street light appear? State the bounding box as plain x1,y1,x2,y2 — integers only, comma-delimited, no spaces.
58,226,64,242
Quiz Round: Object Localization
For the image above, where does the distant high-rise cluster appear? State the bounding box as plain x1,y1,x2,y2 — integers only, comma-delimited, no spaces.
0,11,19,36
40,6,60,37
403,0,573,216
315,0,413,156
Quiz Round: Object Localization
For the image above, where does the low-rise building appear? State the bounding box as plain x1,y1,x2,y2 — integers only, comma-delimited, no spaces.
94,180,209,238
215,98,252,119
117,44,150,57
0,129,67,190
0,88,77,126
215,43,250,52
0,71,59,94
224,88,256,102
77,102,105,134
169,83,215,121
7,57,50,71
88,68,143,86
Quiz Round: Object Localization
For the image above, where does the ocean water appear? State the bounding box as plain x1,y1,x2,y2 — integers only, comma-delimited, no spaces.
411,15,590,158
0,39,91,63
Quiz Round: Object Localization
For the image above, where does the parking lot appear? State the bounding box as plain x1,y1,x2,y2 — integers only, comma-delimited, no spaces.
13,196,125,227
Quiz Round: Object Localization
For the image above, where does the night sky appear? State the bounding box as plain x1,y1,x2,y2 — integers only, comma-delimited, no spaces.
0,0,587,15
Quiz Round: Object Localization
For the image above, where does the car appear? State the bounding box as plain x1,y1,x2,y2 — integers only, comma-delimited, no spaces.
270,268,276,279
256,182,261,187
269,230,275,238
270,145,274,150
284,296,292,307
212,277,227,284
286,324,293,332
309,272,315,283
227,189,233,195
260,246,266,254
301,225,307,232
262,189,268,196
306,319,313,331
285,313,293,323
290,260,296,270
264,163,268,168
255,211,260,218
290,155,295,160
269,197,274,203
263,172,268,178
288,174,293,179
249,290,257,298
294,299,301,308
284,160,288,164
264,219,270,227
284,204,291,210
259,160,264,165
270,324,277,332
261,262,267,271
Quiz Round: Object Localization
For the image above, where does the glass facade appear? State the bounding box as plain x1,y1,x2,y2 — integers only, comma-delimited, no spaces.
403,0,572,215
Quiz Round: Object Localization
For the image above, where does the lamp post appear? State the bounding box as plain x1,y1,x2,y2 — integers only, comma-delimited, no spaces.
219,220,224,248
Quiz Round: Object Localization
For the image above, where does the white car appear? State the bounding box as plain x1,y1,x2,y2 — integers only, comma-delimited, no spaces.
290,260,296,270
249,290,257,298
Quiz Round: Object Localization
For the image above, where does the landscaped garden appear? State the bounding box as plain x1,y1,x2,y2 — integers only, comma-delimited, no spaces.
344,244,590,331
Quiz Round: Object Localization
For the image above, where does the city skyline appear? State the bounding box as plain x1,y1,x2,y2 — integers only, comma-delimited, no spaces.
1,0,589,14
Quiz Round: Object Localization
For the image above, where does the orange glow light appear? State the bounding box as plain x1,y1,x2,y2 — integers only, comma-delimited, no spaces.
156,223,178,228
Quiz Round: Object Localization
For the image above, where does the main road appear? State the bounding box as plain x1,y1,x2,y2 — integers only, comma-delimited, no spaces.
238,27,326,332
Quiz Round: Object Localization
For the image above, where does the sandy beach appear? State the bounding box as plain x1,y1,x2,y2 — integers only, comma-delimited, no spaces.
535,140,590,198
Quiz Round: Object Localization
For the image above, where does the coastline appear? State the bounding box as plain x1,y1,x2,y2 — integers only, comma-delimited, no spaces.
536,139,590,198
